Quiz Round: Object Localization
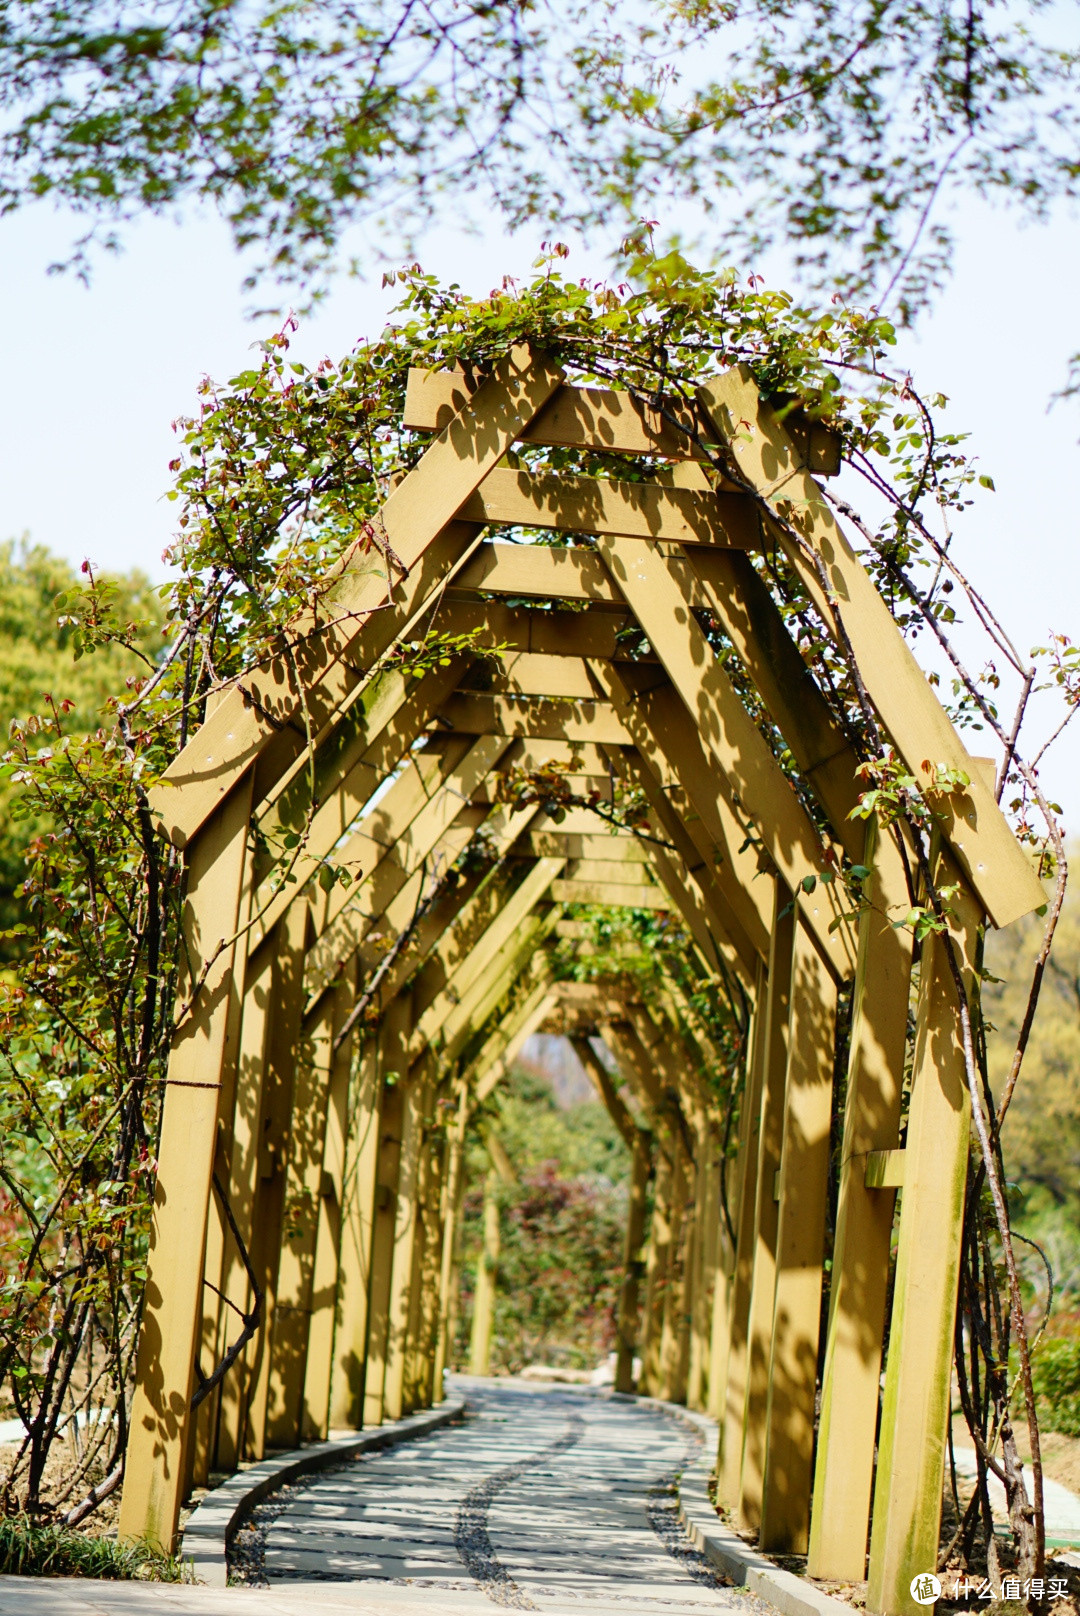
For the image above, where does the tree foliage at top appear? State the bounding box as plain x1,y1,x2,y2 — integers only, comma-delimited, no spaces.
0,0,1076,323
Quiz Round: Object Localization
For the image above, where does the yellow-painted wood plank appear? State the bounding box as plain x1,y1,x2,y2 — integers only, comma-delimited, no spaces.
301,971,357,1440
550,878,671,909
151,347,563,847
699,366,1044,928
809,816,914,1580
440,690,633,745
406,367,840,472
459,467,759,548
717,959,768,1507
738,886,795,1531
759,923,838,1554
118,772,254,1552
593,539,857,979
328,1033,381,1428
406,368,709,458
867,867,981,1616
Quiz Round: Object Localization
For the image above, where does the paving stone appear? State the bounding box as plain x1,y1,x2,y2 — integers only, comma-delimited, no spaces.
232,1379,743,1612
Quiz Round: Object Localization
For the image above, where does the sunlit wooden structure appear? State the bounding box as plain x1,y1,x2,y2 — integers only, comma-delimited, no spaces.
117,348,1044,1614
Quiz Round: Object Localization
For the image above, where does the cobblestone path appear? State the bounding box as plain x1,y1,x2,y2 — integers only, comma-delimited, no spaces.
233,1379,744,1613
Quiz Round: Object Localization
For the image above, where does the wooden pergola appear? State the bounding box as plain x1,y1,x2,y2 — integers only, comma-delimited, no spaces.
115,348,1044,1615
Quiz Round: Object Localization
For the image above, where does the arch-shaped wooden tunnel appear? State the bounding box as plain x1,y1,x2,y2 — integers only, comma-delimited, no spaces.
117,348,1045,1615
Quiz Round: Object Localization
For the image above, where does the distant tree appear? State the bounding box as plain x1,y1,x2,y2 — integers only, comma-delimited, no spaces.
457,1066,630,1373
987,866,1080,1306
0,0,1076,330
0,537,161,945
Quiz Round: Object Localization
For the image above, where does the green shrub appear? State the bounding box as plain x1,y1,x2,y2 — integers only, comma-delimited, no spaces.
1030,1339,1080,1437
0,1517,184,1580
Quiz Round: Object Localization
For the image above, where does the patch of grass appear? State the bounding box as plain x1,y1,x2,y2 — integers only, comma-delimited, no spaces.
0,1516,186,1580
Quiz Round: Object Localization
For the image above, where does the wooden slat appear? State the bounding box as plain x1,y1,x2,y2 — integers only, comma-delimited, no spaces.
808,814,913,1580
118,773,254,1552
435,596,632,660
550,878,671,909
454,541,618,600
410,859,565,1054
150,346,563,848
440,691,633,745
759,922,838,1554
472,651,598,701
601,698,768,979
567,858,657,887
459,467,759,548
525,831,647,861
737,885,795,1530
867,865,981,1614
699,366,1044,929
407,367,708,457
405,367,841,473
592,539,857,979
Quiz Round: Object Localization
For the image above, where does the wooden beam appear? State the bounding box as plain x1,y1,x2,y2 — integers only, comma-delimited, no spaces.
405,367,841,473
591,540,857,978
698,366,1044,929
524,831,647,862
467,972,557,1104
595,671,771,968
809,814,913,1579
118,772,254,1552
738,884,795,1531
254,656,466,865
249,677,470,945
759,920,838,1554
406,367,710,459
328,1033,381,1428
440,691,632,745
303,736,514,999
867,865,981,1615
458,467,759,548
550,878,671,909
717,957,769,1505
410,859,565,1054
151,346,563,848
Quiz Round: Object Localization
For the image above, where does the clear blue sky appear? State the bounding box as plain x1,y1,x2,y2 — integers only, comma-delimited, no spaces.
0,193,1076,822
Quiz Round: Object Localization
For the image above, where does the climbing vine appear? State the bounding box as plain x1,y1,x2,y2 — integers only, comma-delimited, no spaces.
0,247,1071,1594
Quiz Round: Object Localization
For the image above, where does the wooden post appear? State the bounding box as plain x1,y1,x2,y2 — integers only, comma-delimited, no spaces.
408,1108,446,1410
383,1055,429,1420
717,960,768,1495
759,920,838,1554
618,1128,653,1394
118,773,254,1551
328,1034,381,1429
243,898,310,1460
867,870,981,1616
302,968,357,1439
469,1169,500,1376
363,995,410,1426
658,1125,693,1405
738,887,795,1532
688,1132,722,1413
213,939,274,1471
433,1086,468,1392
809,819,913,1579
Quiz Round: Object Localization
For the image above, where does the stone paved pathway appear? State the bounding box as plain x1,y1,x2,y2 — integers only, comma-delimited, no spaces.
233,1378,743,1613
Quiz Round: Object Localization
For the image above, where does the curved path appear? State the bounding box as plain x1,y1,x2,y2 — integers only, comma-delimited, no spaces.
233,1378,745,1614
